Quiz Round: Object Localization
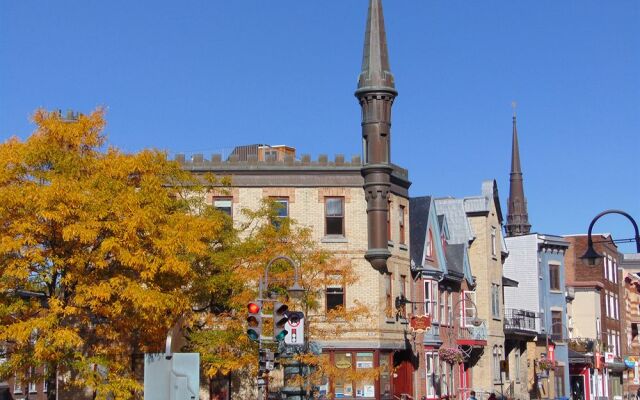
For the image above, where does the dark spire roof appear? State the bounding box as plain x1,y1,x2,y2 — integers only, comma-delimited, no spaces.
505,113,532,237
356,0,396,95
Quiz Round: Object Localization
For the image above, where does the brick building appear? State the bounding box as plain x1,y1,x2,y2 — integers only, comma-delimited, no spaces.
621,254,640,399
564,234,625,400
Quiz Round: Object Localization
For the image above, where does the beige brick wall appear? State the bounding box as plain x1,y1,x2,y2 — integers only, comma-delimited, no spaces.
223,187,411,347
466,200,506,393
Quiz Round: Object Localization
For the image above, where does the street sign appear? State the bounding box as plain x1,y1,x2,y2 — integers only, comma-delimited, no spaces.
284,312,304,345
144,353,199,400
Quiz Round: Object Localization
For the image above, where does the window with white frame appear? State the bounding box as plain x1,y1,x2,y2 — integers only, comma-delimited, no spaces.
440,290,447,326
14,375,22,394
605,292,610,317
614,294,619,319
462,291,477,327
609,294,615,319
425,229,434,259
440,360,453,397
29,367,36,393
398,205,406,245
608,255,614,282
425,351,440,399
325,197,345,236
613,259,618,283
491,227,497,257
43,365,48,393
424,280,439,322
271,197,289,229
603,253,609,280
447,292,453,326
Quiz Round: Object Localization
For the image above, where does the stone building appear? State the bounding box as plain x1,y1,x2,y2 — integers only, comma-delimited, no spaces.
435,180,508,397
178,1,415,398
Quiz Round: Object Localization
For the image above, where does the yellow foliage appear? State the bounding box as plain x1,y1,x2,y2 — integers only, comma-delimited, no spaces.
0,109,230,398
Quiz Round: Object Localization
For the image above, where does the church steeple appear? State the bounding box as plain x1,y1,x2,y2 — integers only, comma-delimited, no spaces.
357,0,397,272
505,111,532,237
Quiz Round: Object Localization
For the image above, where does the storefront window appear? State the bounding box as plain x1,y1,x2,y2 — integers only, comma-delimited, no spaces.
355,352,375,398
335,352,353,398
380,354,392,400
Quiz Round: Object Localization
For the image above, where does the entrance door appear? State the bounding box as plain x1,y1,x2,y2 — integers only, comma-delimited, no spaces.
571,375,586,400
393,351,414,399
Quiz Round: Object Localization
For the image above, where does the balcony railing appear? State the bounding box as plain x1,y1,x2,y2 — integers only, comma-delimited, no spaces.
457,320,488,344
504,308,539,335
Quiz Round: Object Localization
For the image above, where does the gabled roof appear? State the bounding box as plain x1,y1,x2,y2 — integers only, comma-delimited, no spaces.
433,198,475,245
444,243,466,279
410,196,431,269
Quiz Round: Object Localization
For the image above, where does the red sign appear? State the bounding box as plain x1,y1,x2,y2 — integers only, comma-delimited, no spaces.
548,344,555,362
595,352,602,370
410,315,432,333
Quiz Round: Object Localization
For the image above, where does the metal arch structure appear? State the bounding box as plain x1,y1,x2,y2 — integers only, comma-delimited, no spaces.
581,209,640,263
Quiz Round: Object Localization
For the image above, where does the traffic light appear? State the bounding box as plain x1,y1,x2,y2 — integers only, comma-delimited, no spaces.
246,301,263,341
273,301,289,341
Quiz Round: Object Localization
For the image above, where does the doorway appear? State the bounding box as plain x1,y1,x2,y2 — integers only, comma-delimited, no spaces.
571,375,586,400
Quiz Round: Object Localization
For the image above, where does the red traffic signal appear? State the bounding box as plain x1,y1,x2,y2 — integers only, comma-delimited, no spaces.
248,302,261,314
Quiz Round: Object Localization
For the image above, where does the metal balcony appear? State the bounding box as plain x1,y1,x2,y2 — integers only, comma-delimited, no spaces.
457,320,488,346
504,308,539,336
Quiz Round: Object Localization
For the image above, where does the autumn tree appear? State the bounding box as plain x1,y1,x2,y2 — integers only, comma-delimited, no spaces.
0,109,230,399
187,200,376,399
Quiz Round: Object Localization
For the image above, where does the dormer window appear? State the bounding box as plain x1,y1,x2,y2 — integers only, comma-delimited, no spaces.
425,229,434,260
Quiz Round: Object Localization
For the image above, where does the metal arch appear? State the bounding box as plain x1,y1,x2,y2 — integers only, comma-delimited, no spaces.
586,209,640,253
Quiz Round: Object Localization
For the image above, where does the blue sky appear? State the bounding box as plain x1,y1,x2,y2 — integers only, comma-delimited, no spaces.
1,1,639,252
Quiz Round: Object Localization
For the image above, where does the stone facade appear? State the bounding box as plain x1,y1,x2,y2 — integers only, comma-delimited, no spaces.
183,152,412,400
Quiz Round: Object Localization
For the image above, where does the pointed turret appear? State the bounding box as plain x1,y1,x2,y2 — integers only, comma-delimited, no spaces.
357,0,397,272
505,113,532,237
356,0,396,95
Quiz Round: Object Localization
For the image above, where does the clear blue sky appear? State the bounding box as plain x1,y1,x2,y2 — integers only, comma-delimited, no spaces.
1,1,638,252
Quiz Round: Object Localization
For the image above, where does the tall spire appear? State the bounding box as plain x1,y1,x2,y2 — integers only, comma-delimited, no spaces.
357,0,396,95
505,110,532,237
356,0,397,273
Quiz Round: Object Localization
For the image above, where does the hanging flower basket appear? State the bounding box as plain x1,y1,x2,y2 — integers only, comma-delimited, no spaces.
537,358,556,371
438,347,464,364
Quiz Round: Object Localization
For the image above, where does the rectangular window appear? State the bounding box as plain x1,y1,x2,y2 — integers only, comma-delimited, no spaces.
603,253,609,280
355,352,374,398
608,256,614,282
425,351,440,399
491,284,500,319
613,260,618,283
334,353,353,398
609,294,615,319
326,274,345,312
424,280,439,322
271,197,289,229
212,197,233,217
552,311,563,339
554,366,565,397
549,264,560,290
14,375,22,394
614,294,619,319
379,354,391,398
515,349,521,383
325,197,344,236
43,365,48,393
385,274,393,319
28,367,36,393
605,292,610,317
440,290,446,325
493,346,502,382
463,291,477,327
398,205,406,245
447,292,453,326
491,227,497,257
400,275,407,318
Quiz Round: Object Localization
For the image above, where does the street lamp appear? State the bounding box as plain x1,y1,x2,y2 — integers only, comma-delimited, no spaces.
580,209,640,265
262,255,304,299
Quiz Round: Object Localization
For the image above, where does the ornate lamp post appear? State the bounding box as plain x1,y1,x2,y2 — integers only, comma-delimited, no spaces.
580,209,640,265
